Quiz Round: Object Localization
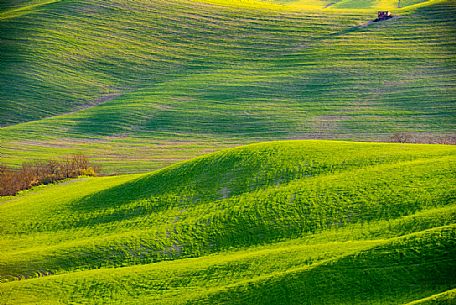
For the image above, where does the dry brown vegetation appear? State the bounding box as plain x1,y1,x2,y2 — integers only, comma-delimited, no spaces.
389,133,456,144
0,155,98,196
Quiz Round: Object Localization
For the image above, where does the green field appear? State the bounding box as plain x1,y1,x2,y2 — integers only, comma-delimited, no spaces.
1,140,455,304
1,0,455,303
1,0,455,173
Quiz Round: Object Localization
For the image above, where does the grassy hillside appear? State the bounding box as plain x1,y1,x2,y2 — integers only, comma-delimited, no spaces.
0,0,455,173
1,0,454,302
1,140,455,304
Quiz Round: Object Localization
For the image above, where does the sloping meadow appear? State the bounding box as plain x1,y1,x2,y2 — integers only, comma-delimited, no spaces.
1,140,455,303
1,0,455,173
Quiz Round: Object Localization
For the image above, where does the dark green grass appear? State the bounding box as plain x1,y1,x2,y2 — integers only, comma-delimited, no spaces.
1,226,454,305
0,0,455,173
189,226,456,305
404,288,456,304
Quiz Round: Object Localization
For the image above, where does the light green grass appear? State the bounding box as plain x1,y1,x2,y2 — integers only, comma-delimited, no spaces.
1,226,454,305
404,288,456,304
0,0,62,20
0,140,455,304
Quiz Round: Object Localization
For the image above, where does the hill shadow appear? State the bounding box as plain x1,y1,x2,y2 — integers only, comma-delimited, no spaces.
196,227,456,304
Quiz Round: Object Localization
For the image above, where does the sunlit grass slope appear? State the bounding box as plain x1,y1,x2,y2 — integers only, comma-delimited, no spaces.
202,0,436,10
1,140,455,304
0,0,455,173
404,288,456,305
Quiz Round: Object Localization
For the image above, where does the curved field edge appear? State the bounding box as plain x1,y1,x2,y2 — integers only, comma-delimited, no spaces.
404,288,456,304
1,202,455,282
0,225,454,304
198,0,444,12
0,140,455,281
187,225,456,305
0,0,62,20
0,0,443,16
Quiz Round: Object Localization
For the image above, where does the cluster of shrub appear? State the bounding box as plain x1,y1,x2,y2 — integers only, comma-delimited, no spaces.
0,155,99,196
390,133,456,144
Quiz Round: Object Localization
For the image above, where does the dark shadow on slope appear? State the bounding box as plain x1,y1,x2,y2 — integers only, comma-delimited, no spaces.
3,203,455,283
190,226,456,305
69,147,277,216
67,155,455,241
68,141,403,214
69,139,454,216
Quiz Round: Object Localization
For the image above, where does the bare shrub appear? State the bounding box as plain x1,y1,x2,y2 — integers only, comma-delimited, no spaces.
390,132,412,143
389,133,456,145
0,155,99,196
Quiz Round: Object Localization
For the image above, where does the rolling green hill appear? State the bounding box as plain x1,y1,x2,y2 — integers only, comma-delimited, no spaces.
1,0,455,303
1,140,455,304
1,0,455,173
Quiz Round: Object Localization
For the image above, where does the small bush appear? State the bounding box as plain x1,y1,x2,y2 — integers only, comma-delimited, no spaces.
80,167,96,177
0,155,99,196
389,133,456,144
